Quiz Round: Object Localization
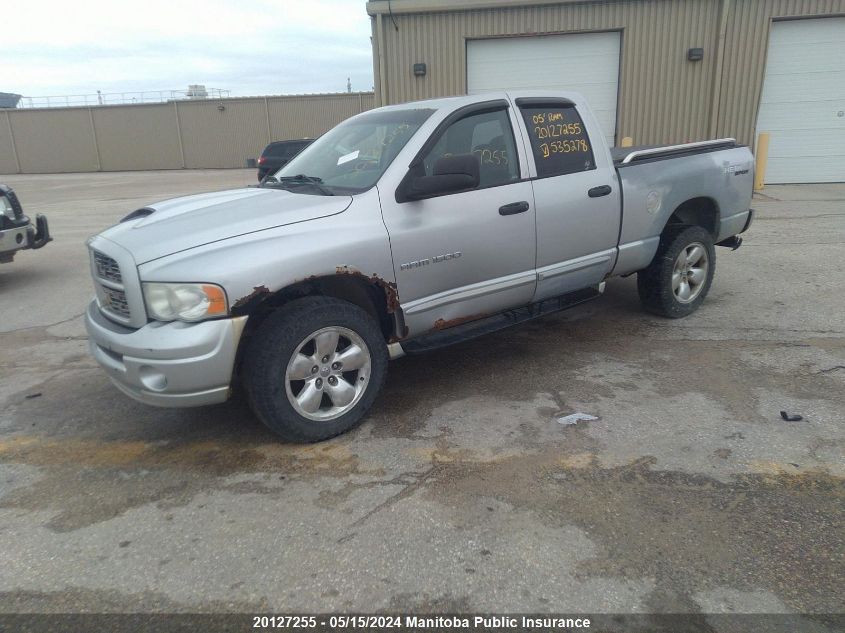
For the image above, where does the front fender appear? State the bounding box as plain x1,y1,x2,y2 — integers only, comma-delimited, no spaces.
137,190,395,313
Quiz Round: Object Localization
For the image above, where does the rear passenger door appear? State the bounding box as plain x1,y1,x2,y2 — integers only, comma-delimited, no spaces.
515,98,622,301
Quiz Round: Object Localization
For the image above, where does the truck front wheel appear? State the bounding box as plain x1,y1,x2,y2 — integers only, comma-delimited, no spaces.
242,296,388,442
637,225,716,318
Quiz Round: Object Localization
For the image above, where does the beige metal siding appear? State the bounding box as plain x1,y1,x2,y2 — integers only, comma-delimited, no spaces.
178,99,270,169
372,0,722,145
0,112,19,174
370,0,845,147
10,109,99,173
93,104,183,171
0,93,374,174
267,93,377,140
716,0,845,145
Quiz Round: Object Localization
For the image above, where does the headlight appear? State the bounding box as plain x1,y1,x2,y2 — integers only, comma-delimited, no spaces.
142,282,228,322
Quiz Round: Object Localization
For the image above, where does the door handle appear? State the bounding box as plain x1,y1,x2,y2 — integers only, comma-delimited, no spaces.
499,201,530,216
588,185,612,198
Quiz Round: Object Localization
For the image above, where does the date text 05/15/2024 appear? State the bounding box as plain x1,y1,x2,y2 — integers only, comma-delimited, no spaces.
252,615,592,629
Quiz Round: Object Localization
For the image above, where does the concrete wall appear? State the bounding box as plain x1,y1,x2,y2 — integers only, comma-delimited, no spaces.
367,0,845,147
0,93,375,174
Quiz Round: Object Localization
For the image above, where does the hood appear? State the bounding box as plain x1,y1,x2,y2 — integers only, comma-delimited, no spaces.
100,187,352,264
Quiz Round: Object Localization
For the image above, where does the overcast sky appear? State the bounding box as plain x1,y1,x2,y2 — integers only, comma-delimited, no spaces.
3,0,375,99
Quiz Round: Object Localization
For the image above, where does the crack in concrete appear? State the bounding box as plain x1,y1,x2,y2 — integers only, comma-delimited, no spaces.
758,212,845,220
350,466,440,528
644,324,844,336
817,365,845,374
741,241,845,246
0,312,85,337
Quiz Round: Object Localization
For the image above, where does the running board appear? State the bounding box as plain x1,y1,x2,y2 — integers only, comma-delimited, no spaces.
400,284,604,355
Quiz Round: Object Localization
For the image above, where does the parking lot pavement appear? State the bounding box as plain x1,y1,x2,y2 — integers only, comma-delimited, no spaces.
0,171,843,618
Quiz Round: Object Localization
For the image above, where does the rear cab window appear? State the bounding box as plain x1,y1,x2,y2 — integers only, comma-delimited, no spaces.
518,103,596,178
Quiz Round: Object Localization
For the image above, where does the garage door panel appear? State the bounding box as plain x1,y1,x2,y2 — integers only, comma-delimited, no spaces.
470,61,609,87
768,129,845,155
757,76,845,104
765,157,845,184
467,32,620,146
468,52,619,86
765,54,844,76
765,44,845,75
581,90,618,109
756,17,845,183
758,99,845,127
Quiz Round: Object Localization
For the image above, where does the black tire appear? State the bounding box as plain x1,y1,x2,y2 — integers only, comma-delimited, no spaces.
242,296,388,442
637,225,716,318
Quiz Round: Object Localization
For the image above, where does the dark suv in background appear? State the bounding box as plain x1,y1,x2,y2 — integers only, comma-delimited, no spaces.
257,139,313,181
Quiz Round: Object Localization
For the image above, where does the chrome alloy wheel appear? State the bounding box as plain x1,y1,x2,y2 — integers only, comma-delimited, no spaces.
284,326,372,421
672,242,709,303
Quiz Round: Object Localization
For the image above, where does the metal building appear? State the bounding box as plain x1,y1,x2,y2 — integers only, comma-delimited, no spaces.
367,0,845,183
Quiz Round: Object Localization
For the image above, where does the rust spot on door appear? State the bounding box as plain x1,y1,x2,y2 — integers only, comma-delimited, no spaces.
433,313,488,330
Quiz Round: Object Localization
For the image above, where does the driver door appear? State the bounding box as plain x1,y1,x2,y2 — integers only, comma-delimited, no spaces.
379,102,537,336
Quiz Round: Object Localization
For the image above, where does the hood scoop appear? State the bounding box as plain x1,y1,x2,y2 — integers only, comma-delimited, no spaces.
121,207,155,223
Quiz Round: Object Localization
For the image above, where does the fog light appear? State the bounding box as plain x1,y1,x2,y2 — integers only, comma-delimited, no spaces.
138,366,167,391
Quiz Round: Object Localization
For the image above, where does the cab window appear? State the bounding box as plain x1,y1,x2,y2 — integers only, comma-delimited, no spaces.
519,105,596,178
421,108,519,189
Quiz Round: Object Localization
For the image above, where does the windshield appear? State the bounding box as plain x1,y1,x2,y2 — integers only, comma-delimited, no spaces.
272,107,435,194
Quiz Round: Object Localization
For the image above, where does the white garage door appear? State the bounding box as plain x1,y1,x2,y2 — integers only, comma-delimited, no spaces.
467,32,620,146
756,17,845,183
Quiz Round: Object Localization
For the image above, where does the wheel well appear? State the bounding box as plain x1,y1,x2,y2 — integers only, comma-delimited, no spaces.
664,197,719,238
235,274,398,344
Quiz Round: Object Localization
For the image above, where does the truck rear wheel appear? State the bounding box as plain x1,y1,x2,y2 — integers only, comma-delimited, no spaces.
637,225,715,318
242,296,388,442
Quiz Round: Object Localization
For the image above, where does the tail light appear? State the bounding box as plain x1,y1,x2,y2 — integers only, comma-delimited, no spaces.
257,156,266,165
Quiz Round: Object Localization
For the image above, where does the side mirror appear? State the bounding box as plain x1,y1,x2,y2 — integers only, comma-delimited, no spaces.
398,154,480,202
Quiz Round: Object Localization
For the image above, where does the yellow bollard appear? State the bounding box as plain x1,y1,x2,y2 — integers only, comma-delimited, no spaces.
754,132,770,191
621,136,633,148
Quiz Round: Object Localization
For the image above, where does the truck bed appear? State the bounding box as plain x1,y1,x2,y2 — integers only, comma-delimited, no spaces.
610,139,754,278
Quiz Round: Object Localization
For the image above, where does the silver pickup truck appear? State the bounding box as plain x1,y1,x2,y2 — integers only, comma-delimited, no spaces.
85,91,754,442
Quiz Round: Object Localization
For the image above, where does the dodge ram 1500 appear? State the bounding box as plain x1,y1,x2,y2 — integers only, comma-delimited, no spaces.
85,91,754,441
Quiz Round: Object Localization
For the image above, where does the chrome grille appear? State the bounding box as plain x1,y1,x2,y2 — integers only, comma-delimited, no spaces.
93,251,122,283
101,286,130,319
90,246,135,324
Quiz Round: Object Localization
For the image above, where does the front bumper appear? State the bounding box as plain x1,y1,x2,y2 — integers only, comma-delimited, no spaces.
84,300,248,407
0,214,51,258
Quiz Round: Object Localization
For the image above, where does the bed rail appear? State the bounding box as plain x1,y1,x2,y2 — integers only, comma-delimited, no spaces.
619,138,737,165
